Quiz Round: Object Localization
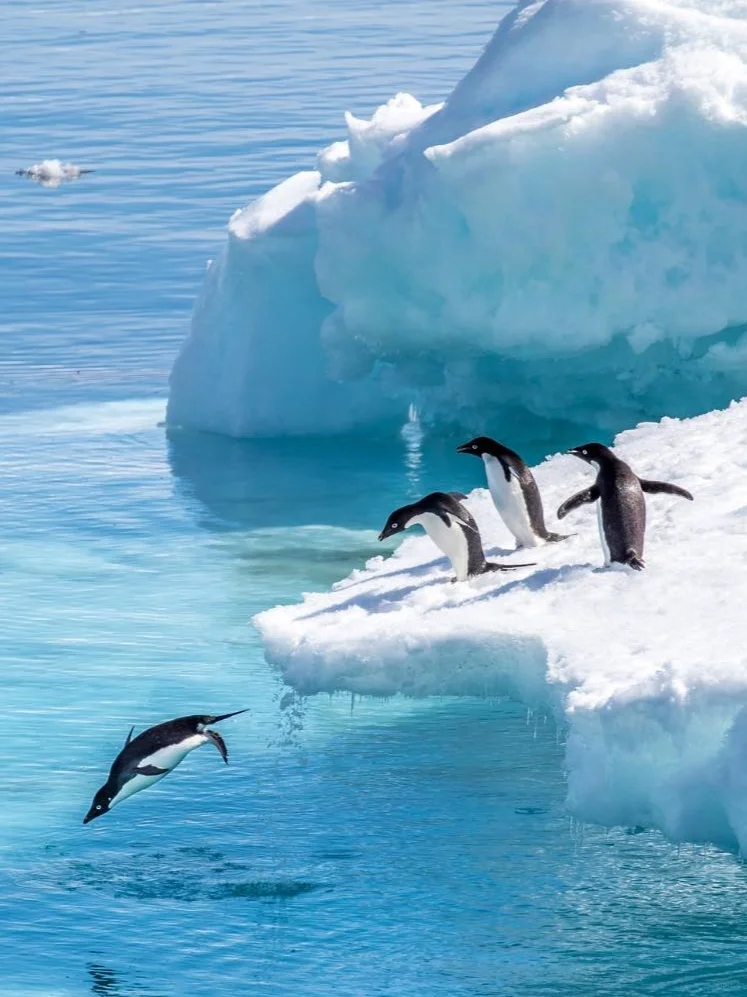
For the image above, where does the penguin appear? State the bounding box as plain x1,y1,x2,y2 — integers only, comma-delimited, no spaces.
83,710,247,824
378,491,535,582
558,443,693,570
457,436,568,548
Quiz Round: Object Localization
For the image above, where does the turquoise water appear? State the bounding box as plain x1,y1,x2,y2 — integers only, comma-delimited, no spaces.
4,2,747,994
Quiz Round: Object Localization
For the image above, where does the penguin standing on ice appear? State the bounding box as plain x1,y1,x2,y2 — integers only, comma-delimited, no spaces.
378,491,535,582
83,710,247,823
558,443,693,570
457,437,568,548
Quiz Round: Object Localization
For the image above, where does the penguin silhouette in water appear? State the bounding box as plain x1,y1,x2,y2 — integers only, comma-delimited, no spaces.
458,436,569,548
378,491,535,582
83,710,247,823
558,443,693,570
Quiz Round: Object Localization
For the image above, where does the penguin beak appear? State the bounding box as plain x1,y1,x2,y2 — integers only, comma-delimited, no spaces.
456,442,471,454
567,447,583,459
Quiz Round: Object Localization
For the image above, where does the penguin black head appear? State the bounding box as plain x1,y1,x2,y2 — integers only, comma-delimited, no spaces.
567,443,614,465
83,784,112,824
457,436,514,459
378,503,416,541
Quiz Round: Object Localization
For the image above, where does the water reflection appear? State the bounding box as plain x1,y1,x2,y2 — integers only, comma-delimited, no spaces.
166,426,475,533
166,415,599,535
401,404,424,499
88,962,154,996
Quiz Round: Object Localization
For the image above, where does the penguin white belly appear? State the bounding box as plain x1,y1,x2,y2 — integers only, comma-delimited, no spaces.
110,733,209,808
140,734,209,771
597,500,611,565
411,512,470,581
483,457,538,548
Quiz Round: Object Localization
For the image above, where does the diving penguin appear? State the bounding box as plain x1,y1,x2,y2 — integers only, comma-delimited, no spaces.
378,491,535,582
83,710,247,824
558,443,693,570
457,436,568,548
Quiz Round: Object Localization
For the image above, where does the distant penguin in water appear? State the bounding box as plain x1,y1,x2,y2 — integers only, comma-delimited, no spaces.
83,710,248,823
378,491,535,582
457,437,568,549
558,443,693,570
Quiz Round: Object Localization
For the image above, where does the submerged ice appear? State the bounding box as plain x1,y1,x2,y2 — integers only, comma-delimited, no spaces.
256,401,747,851
170,0,747,438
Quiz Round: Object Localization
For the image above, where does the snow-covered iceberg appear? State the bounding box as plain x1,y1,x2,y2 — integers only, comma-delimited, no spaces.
170,0,747,438
256,401,747,850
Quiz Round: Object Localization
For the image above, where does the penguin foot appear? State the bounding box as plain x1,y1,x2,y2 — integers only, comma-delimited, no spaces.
624,550,645,571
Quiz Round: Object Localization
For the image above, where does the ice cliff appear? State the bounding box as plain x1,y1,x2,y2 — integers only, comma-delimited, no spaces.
169,0,747,437
256,401,747,850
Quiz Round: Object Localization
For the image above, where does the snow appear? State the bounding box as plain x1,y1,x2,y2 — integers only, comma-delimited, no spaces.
256,401,747,850
16,160,93,187
170,0,747,438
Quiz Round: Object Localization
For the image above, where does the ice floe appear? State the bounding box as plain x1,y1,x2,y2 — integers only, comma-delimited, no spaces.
256,401,747,849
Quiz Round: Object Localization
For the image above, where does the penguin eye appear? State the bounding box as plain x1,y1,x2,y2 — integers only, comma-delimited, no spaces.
391,522,398,529
582,449,588,455
96,805,102,811
472,444,477,449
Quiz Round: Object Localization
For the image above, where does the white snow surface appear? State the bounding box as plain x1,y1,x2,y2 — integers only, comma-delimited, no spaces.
256,401,747,849
170,0,747,437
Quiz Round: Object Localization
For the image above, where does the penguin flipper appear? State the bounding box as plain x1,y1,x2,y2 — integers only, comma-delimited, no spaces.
639,479,693,501
135,764,169,775
544,532,572,543
557,485,600,520
205,729,229,764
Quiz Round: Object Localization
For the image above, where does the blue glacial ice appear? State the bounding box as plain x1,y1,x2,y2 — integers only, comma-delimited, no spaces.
169,0,747,438
255,401,747,851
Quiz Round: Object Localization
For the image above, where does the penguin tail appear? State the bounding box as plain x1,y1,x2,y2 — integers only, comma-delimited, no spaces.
545,532,573,543
624,549,645,571
482,561,536,573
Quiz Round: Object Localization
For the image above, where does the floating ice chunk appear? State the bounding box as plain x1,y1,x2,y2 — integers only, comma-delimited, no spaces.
256,400,747,850
16,159,94,188
169,0,747,438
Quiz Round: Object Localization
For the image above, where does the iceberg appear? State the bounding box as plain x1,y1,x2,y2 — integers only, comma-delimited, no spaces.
170,0,747,438
256,401,747,850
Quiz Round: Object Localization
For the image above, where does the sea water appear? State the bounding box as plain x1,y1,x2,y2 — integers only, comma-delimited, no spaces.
3,2,747,995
